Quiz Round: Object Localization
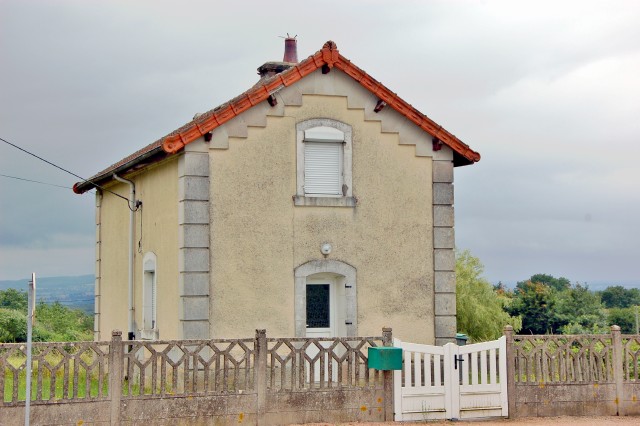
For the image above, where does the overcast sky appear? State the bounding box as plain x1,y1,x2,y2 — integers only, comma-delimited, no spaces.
1,0,638,286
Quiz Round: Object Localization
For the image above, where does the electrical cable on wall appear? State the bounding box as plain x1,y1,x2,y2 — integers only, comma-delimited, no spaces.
138,202,143,253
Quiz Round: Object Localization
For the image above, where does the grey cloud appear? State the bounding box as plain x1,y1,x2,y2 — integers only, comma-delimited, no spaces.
1,0,639,283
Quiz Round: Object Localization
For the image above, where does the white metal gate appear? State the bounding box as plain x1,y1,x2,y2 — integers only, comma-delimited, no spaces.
393,336,508,421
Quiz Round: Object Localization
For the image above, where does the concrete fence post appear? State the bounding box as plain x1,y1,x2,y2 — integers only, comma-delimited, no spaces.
255,329,267,425
382,327,393,421
109,330,123,426
503,325,516,418
611,325,624,416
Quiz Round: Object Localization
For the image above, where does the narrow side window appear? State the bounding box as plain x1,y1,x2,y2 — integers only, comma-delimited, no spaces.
142,252,158,339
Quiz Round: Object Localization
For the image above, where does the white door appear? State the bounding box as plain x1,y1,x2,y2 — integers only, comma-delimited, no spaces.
305,278,339,383
394,337,508,421
305,280,335,338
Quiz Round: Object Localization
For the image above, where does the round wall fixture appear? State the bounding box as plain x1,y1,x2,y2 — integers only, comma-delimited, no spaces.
321,243,332,256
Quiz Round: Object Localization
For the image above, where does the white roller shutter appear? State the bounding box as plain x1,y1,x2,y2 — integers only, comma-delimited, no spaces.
304,142,342,195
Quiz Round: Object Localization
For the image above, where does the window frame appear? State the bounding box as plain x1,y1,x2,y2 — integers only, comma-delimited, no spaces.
140,252,158,340
295,119,355,207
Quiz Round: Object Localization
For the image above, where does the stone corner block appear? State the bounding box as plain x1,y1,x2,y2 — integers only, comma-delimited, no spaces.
432,160,454,183
179,272,209,296
435,271,456,293
179,248,210,273
180,224,210,249
434,227,455,249
433,205,455,227
180,296,209,321
179,200,209,225
178,151,210,177
434,249,455,271
433,146,454,162
181,320,210,340
433,182,454,205
184,139,209,153
434,293,457,316
435,315,457,339
178,176,210,201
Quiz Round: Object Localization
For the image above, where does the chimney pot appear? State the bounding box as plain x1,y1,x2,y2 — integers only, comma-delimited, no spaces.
283,37,298,63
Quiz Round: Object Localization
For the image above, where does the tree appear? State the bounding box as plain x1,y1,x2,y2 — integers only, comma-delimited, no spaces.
0,308,54,342
517,274,571,292
607,308,637,333
35,302,93,341
456,250,521,342
0,289,93,342
555,284,607,334
507,281,564,334
0,288,28,312
599,286,640,309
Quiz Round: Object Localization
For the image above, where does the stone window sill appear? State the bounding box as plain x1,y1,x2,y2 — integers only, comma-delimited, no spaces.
293,195,356,207
139,329,159,340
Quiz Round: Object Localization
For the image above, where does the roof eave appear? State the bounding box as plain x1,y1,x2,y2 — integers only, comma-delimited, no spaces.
73,146,167,194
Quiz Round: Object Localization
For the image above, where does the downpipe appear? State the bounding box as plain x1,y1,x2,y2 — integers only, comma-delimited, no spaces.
113,174,138,341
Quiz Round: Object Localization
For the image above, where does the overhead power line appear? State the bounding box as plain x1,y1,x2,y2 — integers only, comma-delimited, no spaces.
0,173,72,189
0,135,132,204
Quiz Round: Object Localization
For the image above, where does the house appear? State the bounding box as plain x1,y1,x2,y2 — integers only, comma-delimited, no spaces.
73,39,480,345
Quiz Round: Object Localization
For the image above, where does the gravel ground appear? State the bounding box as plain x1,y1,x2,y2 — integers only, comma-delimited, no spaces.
295,416,639,425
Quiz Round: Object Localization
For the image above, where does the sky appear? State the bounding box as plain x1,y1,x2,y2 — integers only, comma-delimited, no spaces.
1,0,638,286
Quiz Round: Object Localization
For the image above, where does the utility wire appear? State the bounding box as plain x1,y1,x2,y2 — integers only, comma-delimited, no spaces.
0,135,132,204
0,173,73,189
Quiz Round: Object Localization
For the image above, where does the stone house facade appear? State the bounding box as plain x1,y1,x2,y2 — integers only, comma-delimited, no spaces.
74,39,480,345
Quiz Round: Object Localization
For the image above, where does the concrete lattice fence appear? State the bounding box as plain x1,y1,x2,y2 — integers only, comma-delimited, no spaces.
122,337,256,396
0,340,111,404
0,330,392,425
505,326,640,417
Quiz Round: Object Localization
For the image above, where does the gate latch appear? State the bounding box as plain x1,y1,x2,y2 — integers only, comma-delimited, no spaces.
454,354,464,370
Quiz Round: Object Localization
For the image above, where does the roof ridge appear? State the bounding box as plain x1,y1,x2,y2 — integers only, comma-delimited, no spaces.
74,40,479,194
161,41,479,164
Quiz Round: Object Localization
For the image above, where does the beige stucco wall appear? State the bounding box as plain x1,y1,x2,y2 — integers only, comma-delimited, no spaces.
210,94,435,343
97,158,179,340
96,67,454,344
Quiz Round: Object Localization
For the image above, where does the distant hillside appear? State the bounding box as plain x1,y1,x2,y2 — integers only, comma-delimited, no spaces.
0,274,94,314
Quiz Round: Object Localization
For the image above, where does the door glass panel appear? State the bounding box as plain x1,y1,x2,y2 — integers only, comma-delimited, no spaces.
306,284,330,328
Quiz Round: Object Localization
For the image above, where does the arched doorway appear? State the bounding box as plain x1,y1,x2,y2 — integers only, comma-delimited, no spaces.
294,260,357,337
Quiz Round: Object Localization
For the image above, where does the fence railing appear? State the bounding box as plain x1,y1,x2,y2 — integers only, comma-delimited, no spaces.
266,336,383,391
622,335,640,381
510,334,615,384
1,330,385,406
122,338,256,397
504,325,640,418
506,329,640,385
0,341,111,405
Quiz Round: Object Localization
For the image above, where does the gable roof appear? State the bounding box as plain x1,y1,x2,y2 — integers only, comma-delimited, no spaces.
74,41,480,194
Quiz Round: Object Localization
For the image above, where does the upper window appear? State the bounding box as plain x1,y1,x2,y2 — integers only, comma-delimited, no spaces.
295,119,355,207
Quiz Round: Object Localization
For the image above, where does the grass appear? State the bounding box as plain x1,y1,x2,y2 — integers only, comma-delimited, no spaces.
3,352,192,402
2,351,108,403
3,368,108,402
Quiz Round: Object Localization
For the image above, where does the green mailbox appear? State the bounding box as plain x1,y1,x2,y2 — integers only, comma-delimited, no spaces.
368,346,402,370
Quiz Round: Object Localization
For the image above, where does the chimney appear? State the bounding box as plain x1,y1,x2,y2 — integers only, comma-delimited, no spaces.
257,36,299,78
283,37,298,63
